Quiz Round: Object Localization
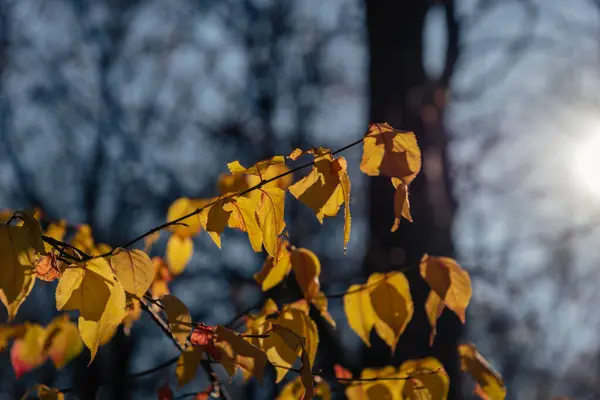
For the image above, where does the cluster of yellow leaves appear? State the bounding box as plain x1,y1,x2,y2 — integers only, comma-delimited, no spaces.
0,314,83,378
344,272,414,352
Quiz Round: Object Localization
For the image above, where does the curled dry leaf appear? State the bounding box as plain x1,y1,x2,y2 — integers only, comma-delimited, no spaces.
35,253,61,282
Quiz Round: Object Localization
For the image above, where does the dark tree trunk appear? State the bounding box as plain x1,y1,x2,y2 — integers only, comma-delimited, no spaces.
363,0,461,398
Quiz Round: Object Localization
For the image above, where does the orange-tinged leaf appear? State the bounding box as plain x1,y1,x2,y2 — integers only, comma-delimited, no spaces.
257,187,286,257
37,385,64,400
360,122,421,184
166,235,193,275
55,259,126,363
288,152,351,247
198,199,231,248
110,248,154,297
334,364,352,381
420,255,471,323
158,381,174,400
291,248,321,300
122,296,142,336
214,325,268,383
344,284,375,346
400,357,448,400
368,272,413,353
43,315,84,369
425,291,445,346
35,253,61,282
227,156,285,177
162,294,192,348
225,197,263,252
254,239,291,291
0,225,38,321
167,197,202,237
10,323,46,378
176,347,204,387
391,178,412,232
458,343,506,400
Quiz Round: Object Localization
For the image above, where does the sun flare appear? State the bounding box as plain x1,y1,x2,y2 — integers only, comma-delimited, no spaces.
575,132,600,197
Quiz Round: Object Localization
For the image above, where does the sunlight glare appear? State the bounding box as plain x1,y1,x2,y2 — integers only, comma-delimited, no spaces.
575,131,600,198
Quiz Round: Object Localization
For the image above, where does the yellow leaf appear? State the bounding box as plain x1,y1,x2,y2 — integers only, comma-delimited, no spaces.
400,357,448,400
55,259,126,363
110,248,154,297
225,196,263,252
368,272,413,353
346,366,401,400
0,324,25,352
218,173,255,195
166,235,193,275
315,377,332,400
37,385,64,400
360,122,421,184
215,325,268,383
458,343,506,400
424,291,445,346
144,231,160,253
419,254,471,323
272,324,314,400
311,291,336,327
167,197,202,237
288,151,351,248
344,284,375,346
262,163,293,190
254,239,292,291
16,211,46,256
227,156,286,178
176,346,204,387
71,225,95,256
43,220,67,253
43,314,84,369
0,225,37,321
257,187,286,257
391,178,412,232
162,294,192,348
122,295,142,336
278,305,318,371
198,198,231,248
277,376,304,399
291,247,321,300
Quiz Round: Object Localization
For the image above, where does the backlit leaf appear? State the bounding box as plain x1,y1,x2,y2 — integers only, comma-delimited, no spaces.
0,225,38,321
310,291,336,327
424,291,445,346
176,347,204,387
458,343,506,400
122,296,142,336
0,324,26,352
55,258,126,363
166,235,193,275
360,122,421,184
198,198,231,248
35,253,61,282
214,325,268,383
420,254,471,323
291,247,321,301
225,196,263,252
277,376,304,400
344,284,375,346
10,323,46,378
43,220,66,253
167,197,203,237
110,248,154,297
227,156,285,177
162,294,192,348
272,324,314,400
257,187,286,257
368,272,413,353
17,211,46,257
43,315,84,369
391,178,412,232
71,224,111,256
400,357,448,400
37,385,64,400
254,239,292,291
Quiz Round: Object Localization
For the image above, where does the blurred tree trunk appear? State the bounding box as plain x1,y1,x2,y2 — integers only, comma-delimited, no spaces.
363,0,461,397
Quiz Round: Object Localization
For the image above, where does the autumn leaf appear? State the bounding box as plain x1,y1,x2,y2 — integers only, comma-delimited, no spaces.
151,257,171,303
71,224,111,256
0,225,38,321
214,325,268,383
424,290,445,346
0,324,26,352
277,376,305,400
55,258,126,363
272,324,314,400
225,196,263,252
43,220,67,253
288,150,351,250
344,283,375,346
419,254,472,323
144,231,161,253
43,315,84,369
37,385,65,400
360,122,421,184
167,197,203,238
122,296,142,336
198,198,231,248
458,343,506,400
166,235,193,275
110,248,154,297
10,323,46,378
368,272,414,353
400,357,448,400
16,211,46,257
176,347,204,387
256,187,286,257
35,253,61,282
162,294,192,348
391,178,412,231
291,247,321,300
310,291,336,327
334,364,353,381
227,156,285,178
346,366,401,400
254,238,292,291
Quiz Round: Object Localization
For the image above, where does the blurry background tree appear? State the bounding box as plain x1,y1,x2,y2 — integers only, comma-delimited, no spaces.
1,0,600,399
